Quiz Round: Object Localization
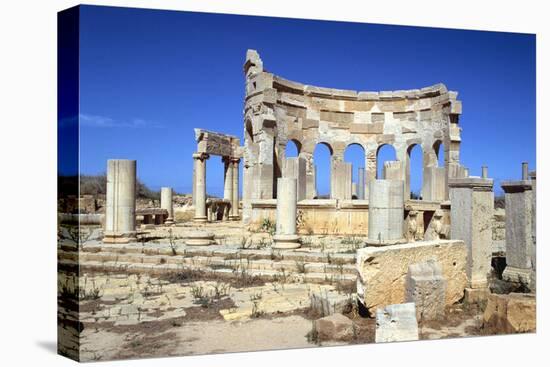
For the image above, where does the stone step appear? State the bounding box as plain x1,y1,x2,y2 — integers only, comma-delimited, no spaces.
62,251,357,276
59,259,357,286
78,244,357,265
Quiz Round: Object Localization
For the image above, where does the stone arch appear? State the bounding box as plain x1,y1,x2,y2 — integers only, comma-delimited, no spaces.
313,142,333,198
376,143,398,179
285,138,302,157
406,143,423,199
344,142,367,199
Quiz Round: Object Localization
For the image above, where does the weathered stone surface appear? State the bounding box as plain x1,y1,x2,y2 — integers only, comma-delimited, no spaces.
357,240,467,313
367,180,405,244
375,303,419,343
449,177,493,289
405,261,446,321
315,313,354,342
483,293,536,333
310,289,352,316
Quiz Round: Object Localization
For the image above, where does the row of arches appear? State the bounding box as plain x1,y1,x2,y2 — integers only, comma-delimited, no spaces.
285,140,445,199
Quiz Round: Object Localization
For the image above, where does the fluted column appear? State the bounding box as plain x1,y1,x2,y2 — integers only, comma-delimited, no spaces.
193,153,209,222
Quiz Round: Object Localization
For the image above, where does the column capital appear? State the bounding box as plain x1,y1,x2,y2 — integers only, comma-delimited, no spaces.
193,152,210,161
501,180,533,193
448,177,493,191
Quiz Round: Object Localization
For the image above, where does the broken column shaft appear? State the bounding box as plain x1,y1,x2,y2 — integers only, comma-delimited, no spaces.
104,159,137,243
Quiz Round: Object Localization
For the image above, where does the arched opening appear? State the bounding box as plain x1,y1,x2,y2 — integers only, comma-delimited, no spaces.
285,139,301,158
376,144,397,179
313,142,333,199
433,140,445,167
407,144,423,199
344,143,365,199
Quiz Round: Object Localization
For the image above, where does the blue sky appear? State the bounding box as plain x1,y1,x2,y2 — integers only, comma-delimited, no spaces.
69,5,536,196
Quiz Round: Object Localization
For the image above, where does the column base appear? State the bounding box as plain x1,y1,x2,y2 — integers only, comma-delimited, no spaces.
229,215,240,221
185,231,215,246
193,216,208,223
272,234,301,250
502,266,534,287
103,231,137,244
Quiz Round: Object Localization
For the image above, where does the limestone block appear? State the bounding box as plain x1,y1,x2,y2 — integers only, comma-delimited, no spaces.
367,180,404,243
375,303,419,343
357,240,467,313
283,157,307,201
449,178,494,289
423,166,446,201
383,161,403,181
331,161,352,200
483,293,536,333
315,313,355,342
310,290,352,316
405,261,446,321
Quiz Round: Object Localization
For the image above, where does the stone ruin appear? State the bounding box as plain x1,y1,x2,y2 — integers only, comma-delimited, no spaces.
67,49,536,348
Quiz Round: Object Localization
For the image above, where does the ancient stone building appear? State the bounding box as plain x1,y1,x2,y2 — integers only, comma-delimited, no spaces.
241,49,466,229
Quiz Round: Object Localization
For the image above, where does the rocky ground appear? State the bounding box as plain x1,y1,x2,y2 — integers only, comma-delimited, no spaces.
57,220,531,362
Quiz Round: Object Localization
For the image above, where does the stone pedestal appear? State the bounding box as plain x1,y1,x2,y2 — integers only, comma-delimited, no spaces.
501,179,535,288
366,180,406,246
449,177,494,289
193,153,209,222
405,261,446,321
160,187,174,225
273,177,300,249
104,159,137,244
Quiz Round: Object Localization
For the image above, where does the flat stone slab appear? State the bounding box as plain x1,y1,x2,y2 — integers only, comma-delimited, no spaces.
357,240,468,313
375,303,419,343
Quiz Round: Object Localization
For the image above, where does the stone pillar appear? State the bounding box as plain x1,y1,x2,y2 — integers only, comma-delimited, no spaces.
501,174,535,288
273,177,300,249
383,161,403,181
331,161,352,200
449,177,493,290
104,159,137,243
160,187,174,224
193,153,209,222
222,157,233,203
230,158,240,220
481,166,488,179
358,167,366,200
367,180,405,245
283,156,307,201
423,166,446,201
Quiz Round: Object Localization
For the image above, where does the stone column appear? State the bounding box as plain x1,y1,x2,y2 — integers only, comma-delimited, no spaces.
104,159,137,243
222,157,233,204
273,177,300,249
423,166,446,201
449,177,493,291
501,173,535,288
283,156,307,201
358,167,366,200
230,157,240,220
160,187,174,224
366,180,405,245
331,161,352,200
193,153,209,222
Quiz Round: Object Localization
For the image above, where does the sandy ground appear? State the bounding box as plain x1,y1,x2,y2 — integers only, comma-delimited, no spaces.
80,315,316,361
